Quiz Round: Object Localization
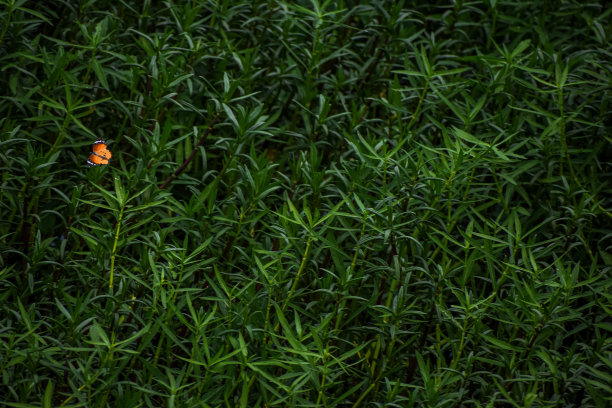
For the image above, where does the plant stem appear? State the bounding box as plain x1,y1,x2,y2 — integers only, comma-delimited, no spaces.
109,205,124,289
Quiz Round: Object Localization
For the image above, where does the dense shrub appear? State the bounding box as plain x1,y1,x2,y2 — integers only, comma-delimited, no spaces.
1,1,611,406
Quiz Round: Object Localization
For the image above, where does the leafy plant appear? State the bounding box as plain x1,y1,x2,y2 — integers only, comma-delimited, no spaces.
1,0,611,407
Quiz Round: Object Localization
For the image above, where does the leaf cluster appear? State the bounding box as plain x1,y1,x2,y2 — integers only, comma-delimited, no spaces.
1,0,611,407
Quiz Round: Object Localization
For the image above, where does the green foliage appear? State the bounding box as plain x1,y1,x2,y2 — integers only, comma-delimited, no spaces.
1,0,611,406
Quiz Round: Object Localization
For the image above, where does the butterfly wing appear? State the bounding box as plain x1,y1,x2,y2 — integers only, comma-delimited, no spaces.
92,140,107,154
88,153,109,165
101,147,112,160
88,139,112,166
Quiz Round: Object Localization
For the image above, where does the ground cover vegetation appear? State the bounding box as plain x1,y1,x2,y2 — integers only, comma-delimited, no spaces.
1,0,611,406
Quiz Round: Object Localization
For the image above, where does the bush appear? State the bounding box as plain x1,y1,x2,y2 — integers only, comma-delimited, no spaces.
1,0,611,406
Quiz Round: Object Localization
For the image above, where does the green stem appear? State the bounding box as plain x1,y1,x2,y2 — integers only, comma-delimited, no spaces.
352,383,376,408
47,114,72,160
315,349,328,406
282,234,312,311
334,212,367,330
0,3,14,48
407,76,430,130
109,205,125,289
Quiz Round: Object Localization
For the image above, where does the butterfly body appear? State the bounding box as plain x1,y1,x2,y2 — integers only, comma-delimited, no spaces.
88,139,112,166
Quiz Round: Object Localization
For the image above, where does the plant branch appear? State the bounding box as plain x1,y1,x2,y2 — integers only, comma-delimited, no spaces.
159,114,220,190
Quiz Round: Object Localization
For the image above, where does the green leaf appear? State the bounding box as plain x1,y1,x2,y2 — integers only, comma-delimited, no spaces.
481,334,523,352
43,380,53,408
273,303,306,353
91,58,109,90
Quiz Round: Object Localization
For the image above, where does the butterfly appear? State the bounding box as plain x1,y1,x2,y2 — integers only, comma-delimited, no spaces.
87,139,112,166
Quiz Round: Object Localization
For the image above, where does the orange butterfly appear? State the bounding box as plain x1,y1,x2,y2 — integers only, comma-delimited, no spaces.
87,139,112,166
